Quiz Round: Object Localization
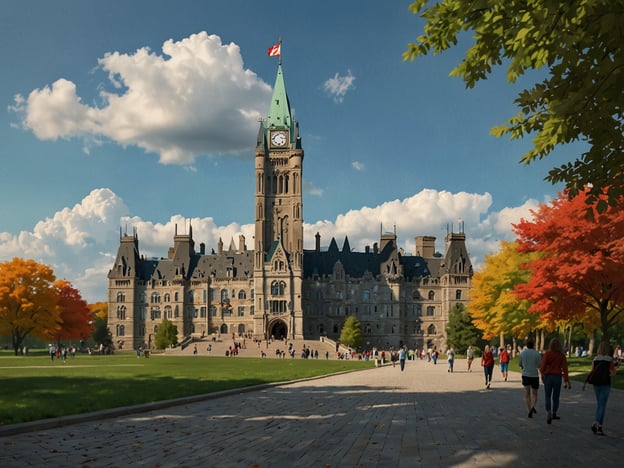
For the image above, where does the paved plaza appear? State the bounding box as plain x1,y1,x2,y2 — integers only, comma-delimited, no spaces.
1,358,621,467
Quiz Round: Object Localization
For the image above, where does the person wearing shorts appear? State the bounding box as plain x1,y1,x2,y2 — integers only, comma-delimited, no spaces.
499,346,510,381
519,339,542,418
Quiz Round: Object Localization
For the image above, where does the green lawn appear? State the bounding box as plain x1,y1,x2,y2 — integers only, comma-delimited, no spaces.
0,351,372,426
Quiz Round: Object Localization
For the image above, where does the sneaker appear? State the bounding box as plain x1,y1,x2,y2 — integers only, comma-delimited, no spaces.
547,412,552,424
597,426,605,436
591,424,598,434
531,407,537,415
528,410,533,418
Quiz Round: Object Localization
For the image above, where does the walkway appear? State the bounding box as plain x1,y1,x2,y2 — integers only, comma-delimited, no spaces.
1,359,621,467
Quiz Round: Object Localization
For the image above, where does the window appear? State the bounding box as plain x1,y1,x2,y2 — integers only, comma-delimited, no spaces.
456,289,462,300
116,324,125,336
428,290,435,300
174,305,179,318
250,305,255,316
164,293,171,303
117,305,126,320
210,289,217,301
210,306,217,317
412,291,420,300
200,307,207,318
220,289,229,301
238,290,247,300
116,292,125,303
238,306,245,317
363,289,370,301
271,281,285,296
164,305,172,319
427,324,436,335
426,306,435,316
151,292,160,303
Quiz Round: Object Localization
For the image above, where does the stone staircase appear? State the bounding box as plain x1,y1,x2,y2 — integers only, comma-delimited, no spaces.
165,335,351,360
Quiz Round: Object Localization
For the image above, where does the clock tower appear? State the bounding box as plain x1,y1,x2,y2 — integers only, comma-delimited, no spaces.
253,63,304,339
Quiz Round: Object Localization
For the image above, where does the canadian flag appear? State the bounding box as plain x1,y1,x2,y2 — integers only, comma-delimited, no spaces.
268,43,281,57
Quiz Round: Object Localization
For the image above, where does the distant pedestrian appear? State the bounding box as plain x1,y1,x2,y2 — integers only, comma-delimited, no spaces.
481,345,494,389
466,346,475,371
446,346,455,373
499,346,510,381
399,346,407,371
391,350,397,368
540,338,571,424
583,341,616,436
519,339,541,418
431,349,438,365
49,344,56,361
193,344,197,356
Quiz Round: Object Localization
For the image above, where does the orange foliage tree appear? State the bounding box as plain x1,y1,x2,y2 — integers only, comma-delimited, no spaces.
52,280,94,346
0,258,60,355
514,190,624,342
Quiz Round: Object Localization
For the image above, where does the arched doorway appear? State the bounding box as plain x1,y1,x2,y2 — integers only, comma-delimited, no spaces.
268,319,288,340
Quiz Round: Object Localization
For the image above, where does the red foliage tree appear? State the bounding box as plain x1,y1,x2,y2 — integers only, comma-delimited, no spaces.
52,280,94,345
513,190,624,342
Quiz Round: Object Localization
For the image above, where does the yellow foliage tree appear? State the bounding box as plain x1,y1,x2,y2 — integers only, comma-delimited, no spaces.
469,241,545,343
0,258,60,355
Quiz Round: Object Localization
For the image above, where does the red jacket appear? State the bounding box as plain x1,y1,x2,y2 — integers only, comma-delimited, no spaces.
540,351,570,382
481,351,494,367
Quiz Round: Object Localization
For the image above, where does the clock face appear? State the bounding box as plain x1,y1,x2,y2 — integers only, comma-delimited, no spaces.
270,130,288,147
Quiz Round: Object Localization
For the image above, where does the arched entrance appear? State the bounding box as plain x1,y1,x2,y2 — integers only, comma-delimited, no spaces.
268,319,288,340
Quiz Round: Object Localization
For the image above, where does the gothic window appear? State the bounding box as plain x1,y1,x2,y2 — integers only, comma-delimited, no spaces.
412,290,421,300
221,289,229,301
250,289,254,299
140,292,147,303
455,289,462,300
117,305,126,320
238,306,245,317
363,289,370,301
271,281,286,296
428,290,435,300
174,292,179,301
200,307,206,318
426,306,435,316
164,293,171,302
250,306,254,316
174,305,179,318
220,324,228,334
116,324,125,336
151,292,160,303
164,305,172,319
238,290,247,300
284,174,289,193
427,324,436,335
238,324,245,334
116,292,125,303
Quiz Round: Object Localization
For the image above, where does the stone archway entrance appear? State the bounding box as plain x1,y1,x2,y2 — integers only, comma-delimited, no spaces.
268,319,288,340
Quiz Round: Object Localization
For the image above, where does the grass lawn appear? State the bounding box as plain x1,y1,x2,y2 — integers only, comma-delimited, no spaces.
0,350,372,426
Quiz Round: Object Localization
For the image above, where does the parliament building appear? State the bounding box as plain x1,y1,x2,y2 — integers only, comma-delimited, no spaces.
107,62,473,352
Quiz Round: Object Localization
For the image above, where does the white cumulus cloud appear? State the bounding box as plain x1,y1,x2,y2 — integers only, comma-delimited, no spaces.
11,32,272,165
0,188,541,303
323,70,356,103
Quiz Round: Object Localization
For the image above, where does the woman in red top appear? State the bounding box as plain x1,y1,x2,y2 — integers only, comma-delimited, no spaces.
539,338,571,424
481,345,494,389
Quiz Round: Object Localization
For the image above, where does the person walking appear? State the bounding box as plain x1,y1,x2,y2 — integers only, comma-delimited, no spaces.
499,346,510,381
481,345,494,389
540,337,571,424
446,346,456,373
582,341,616,435
399,346,407,371
466,345,475,371
519,339,541,418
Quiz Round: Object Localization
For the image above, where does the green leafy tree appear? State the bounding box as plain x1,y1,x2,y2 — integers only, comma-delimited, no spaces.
339,316,363,349
445,303,486,354
154,319,178,350
404,1,624,211
91,315,112,348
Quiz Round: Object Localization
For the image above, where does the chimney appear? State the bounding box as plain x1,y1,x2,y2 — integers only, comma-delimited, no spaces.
415,236,436,258
239,234,246,252
200,243,206,255
218,237,223,255
315,232,321,252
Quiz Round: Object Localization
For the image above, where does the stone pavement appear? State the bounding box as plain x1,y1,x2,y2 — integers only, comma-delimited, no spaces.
1,358,621,467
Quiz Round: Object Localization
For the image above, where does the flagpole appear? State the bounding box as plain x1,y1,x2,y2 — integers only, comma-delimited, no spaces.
278,36,282,66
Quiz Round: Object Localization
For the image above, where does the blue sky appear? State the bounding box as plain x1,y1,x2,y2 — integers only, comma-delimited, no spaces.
1,1,573,302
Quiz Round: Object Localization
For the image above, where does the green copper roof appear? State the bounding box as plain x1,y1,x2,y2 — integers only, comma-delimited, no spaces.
265,64,292,131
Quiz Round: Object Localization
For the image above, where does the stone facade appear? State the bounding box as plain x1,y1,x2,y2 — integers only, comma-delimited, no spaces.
107,63,473,352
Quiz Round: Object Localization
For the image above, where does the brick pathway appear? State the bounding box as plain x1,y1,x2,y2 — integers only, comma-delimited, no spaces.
1,358,620,467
